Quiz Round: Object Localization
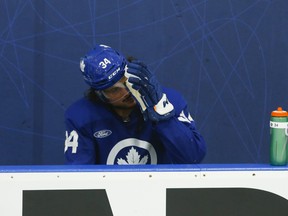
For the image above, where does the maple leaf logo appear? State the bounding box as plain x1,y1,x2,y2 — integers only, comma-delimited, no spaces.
117,147,148,165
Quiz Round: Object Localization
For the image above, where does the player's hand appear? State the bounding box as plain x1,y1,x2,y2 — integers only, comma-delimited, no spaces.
125,60,174,122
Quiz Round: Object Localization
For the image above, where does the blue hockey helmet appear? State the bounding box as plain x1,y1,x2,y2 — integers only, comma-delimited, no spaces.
80,44,127,90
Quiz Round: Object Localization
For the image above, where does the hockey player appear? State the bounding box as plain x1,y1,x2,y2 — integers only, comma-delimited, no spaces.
64,44,206,164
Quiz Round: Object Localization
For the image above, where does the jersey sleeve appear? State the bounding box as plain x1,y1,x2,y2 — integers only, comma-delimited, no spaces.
64,111,96,164
154,89,206,164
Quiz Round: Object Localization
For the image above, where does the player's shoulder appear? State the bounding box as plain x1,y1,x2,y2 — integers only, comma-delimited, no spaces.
66,97,92,113
163,87,187,111
163,87,185,101
163,87,181,96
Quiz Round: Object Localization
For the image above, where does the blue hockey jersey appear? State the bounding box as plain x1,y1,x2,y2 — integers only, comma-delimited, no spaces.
64,88,206,165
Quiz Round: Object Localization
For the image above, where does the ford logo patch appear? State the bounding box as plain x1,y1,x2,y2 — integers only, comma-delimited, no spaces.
94,130,112,138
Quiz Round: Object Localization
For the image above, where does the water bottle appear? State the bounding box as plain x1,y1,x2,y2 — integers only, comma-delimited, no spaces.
270,107,288,166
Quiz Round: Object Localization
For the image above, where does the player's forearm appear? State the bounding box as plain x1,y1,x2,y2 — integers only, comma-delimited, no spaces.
154,117,206,164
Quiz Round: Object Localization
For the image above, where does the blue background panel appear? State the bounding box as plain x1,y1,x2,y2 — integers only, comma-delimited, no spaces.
1,0,288,165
